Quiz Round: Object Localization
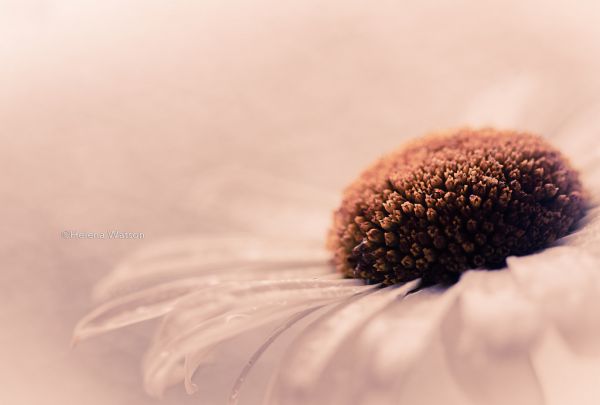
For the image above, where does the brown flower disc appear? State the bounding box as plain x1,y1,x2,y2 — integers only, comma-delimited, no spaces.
328,128,586,285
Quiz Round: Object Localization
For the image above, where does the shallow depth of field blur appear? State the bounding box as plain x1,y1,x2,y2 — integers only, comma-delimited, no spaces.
2,1,600,404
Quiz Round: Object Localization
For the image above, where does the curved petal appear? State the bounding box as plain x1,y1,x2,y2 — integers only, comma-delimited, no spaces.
74,262,334,343
440,270,545,405
268,282,459,405
508,246,600,356
341,286,458,405
228,306,324,405
141,279,368,397
266,280,419,405
93,234,330,302
559,205,600,258
73,277,207,344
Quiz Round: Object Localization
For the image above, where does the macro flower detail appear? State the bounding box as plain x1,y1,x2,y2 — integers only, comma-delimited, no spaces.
73,126,600,405
329,128,586,285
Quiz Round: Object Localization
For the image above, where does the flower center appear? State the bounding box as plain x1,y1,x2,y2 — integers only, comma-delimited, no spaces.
328,128,586,285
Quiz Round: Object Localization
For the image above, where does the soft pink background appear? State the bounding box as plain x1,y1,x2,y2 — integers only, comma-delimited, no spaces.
2,1,600,404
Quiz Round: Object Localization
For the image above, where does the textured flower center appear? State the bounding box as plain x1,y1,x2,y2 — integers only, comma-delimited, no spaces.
328,128,586,285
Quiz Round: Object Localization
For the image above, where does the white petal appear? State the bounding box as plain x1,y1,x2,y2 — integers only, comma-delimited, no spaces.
360,287,458,388
267,280,418,405
74,263,333,343
141,279,368,397
73,277,207,344
345,287,458,404
533,327,600,405
228,306,324,405
184,349,213,394
508,246,600,356
559,205,600,258
93,234,329,302
270,284,458,405
440,270,545,405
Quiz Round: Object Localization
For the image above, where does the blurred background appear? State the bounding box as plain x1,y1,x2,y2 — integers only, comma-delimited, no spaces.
2,1,600,404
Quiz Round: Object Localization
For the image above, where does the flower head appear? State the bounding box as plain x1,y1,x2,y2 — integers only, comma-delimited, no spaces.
73,126,600,405
329,128,586,285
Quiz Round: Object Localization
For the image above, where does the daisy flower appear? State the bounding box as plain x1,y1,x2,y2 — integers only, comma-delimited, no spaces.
74,112,600,404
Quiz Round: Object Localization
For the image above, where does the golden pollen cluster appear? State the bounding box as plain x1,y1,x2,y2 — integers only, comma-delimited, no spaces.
328,128,586,285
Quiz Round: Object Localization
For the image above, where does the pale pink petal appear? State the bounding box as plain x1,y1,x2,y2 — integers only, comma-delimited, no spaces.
93,234,329,302
75,262,333,342
267,281,418,404
440,270,544,405
142,279,368,397
509,246,600,356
